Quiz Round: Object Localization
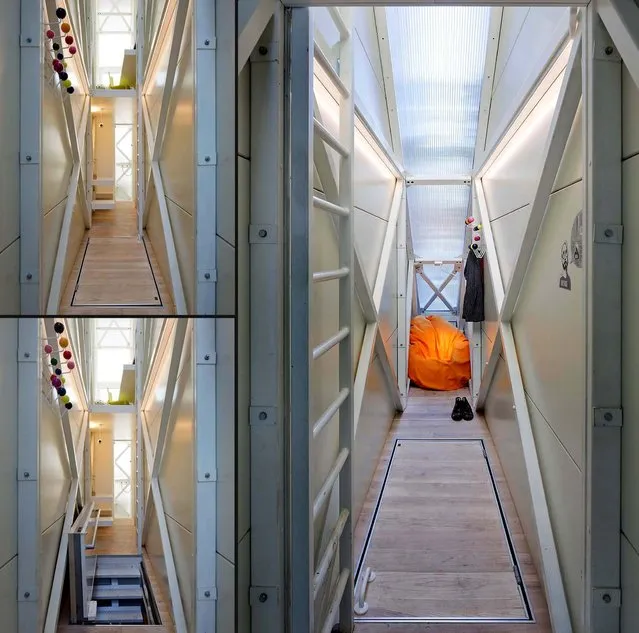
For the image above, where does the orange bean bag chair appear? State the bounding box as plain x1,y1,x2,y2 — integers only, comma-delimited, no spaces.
408,315,471,391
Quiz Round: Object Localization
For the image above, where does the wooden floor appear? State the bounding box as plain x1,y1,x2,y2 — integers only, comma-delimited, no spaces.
353,387,552,633
92,519,138,556
59,203,174,315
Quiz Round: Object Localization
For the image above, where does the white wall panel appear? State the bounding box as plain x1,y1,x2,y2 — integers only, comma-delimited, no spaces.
217,235,235,316
354,352,396,535
146,196,174,307
483,358,541,576
354,209,387,289
622,64,639,159
490,203,528,286
0,319,17,574
621,535,639,633
0,0,20,263
167,515,195,631
0,559,17,633
483,258,498,344
487,7,568,151
492,8,529,87
554,102,582,192
378,230,398,344
166,199,195,312
528,396,584,632
40,516,65,626
238,66,250,159
512,182,585,467
237,533,250,633
41,201,68,308
216,551,234,632
0,241,20,313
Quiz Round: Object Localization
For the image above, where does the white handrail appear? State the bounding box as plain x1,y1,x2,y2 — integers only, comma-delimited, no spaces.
313,448,349,520
312,327,350,360
314,509,349,599
320,568,350,633
313,388,349,438
314,118,350,157
313,195,349,217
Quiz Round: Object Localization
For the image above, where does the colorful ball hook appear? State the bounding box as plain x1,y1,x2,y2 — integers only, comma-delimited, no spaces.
50,374,57,383
46,29,55,39
63,79,72,88
67,87,75,94
69,46,77,55
56,7,67,19
59,71,68,81
61,395,70,404
44,344,53,354
52,378,62,389
52,60,63,72
65,402,73,410
52,43,60,51
55,368,62,376
67,360,75,370
60,377,66,384
57,387,66,397
59,337,68,348
60,22,71,34
63,350,72,360
51,357,58,366
56,53,64,61
54,322,64,334
65,35,74,45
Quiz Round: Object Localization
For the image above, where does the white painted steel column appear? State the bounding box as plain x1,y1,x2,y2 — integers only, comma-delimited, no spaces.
249,11,285,633
136,0,145,239
287,8,314,631
17,318,40,632
135,320,144,554
194,318,218,632
20,0,42,313
583,7,623,631
396,186,408,402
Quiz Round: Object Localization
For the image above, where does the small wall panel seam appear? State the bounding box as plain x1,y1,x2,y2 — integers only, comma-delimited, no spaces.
43,197,69,218
0,236,20,256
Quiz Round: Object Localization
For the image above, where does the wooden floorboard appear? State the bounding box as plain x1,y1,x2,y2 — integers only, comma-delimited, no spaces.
59,204,174,315
354,387,552,633
92,520,138,556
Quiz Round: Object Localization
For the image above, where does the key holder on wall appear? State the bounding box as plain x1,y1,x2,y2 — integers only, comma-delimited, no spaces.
44,5,77,97
42,321,76,410
465,216,485,259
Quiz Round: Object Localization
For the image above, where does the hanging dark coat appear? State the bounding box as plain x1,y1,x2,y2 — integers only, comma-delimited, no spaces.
462,251,484,322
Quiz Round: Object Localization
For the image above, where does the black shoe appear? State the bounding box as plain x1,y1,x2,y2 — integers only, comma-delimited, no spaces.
451,397,464,421
461,397,474,421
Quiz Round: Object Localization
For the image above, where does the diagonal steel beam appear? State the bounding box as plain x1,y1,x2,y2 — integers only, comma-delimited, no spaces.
238,0,278,73
151,318,187,478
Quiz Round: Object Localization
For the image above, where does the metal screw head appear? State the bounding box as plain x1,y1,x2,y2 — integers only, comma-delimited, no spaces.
26,38,32,44
258,229,268,238
604,412,613,422
605,46,614,56
204,155,211,163
26,155,32,162
205,472,210,479
605,228,613,238
204,354,210,361
259,46,268,55
26,273,32,280
24,352,30,359
204,590,211,598
602,593,612,604
204,272,210,280
259,411,267,421
259,592,268,603
24,592,30,598
24,472,30,478
204,39,210,46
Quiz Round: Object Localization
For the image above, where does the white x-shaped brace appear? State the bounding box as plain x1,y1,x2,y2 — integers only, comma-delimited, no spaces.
416,262,461,313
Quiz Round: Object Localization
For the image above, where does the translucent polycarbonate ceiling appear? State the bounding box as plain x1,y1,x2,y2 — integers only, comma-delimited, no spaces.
386,6,490,177
386,7,490,312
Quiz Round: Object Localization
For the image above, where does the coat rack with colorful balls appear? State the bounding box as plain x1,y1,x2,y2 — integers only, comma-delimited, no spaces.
45,6,77,96
465,216,486,259
43,321,76,410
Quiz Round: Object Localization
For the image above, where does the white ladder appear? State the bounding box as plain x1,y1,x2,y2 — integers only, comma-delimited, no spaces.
289,6,355,633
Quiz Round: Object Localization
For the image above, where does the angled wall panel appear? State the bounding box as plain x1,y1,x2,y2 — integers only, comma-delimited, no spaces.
0,559,18,633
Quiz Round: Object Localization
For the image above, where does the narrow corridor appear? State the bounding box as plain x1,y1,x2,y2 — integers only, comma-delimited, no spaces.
59,203,174,315
354,388,551,633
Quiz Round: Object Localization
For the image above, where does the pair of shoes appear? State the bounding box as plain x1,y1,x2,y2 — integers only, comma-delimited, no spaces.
451,396,474,421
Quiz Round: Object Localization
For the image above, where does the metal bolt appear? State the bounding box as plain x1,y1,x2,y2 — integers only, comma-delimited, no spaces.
259,229,268,238
24,592,30,599
26,38,32,44
205,472,210,479
26,273,32,280
26,155,32,162
259,592,268,603
259,411,267,421
259,46,268,56
605,228,613,238
24,472,30,478
204,590,211,598
604,412,613,422
24,352,30,358
605,46,614,56
204,155,211,163
204,354,210,361
602,593,612,604
204,272,210,280
204,39,210,46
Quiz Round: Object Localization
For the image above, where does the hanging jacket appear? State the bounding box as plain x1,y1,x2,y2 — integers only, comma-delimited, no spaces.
462,251,484,322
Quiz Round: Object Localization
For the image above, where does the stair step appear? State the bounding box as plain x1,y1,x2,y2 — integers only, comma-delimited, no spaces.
92,200,116,210
97,554,142,566
95,563,141,579
95,605,143,624
93,584,144,600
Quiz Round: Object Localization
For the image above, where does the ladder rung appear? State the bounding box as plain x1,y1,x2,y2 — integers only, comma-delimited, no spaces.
313,196,349,217
314,509,349,600
313,267,350,282
313,448,349,520
328,7,350,41
320,568,351,633
313,327,350,360
314,119,349,158
313,388,349,439
313,43,350,98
